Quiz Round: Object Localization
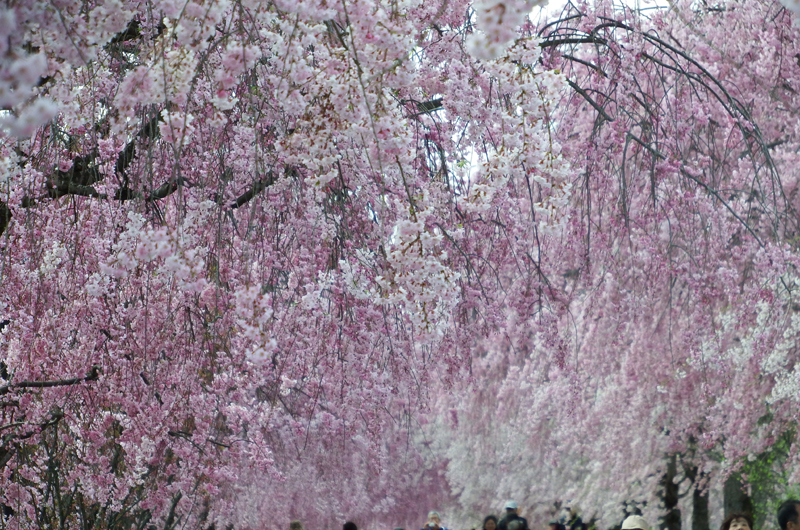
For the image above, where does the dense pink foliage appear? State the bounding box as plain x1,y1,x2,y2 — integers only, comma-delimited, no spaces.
432,0,800,526
0,0,567,528
6,0,800,528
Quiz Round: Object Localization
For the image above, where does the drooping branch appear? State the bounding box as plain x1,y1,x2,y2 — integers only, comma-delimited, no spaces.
566,80,614,122
0,112,176,236
115,113,161,180
0,407,67,476
230,171,278,209
539,36,607,48
539,8,791,241
0,202,10,236
149,178,181,201
0,365,100,396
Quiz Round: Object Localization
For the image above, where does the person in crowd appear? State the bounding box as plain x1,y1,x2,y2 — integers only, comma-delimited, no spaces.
621,515,650,530
499,501,529,530
421,511,449,530
549,519,565,530
779,501,800,530
560,505,582,530
344,522,358,530
720,513,753,530
484,515,499,530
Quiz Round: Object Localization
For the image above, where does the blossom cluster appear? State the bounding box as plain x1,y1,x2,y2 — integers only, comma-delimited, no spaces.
0,8,57,137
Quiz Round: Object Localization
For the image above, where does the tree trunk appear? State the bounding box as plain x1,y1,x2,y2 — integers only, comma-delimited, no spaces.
693,483,710,530
723,473,753,516
661,455,682,530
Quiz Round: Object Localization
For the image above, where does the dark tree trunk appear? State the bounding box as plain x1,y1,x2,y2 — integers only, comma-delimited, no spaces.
692,483,710,530
683,463,709,530
661,455,682,530
723,473,753,516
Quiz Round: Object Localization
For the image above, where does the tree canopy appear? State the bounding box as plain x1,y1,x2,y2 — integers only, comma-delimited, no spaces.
4,0,800,528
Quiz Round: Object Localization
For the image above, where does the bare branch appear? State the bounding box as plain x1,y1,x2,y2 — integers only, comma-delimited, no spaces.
567,80,614,122
230,171,278,209
0,365,101,396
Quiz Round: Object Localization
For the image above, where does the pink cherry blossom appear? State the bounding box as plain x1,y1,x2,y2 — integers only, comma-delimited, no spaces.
4,0,800,528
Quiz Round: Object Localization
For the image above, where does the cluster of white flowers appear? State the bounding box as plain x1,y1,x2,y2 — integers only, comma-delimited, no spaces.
85,273,112,297
764,295,800,403
121,435,156,487
234,285,277,364
300,270,335,311
697,274,800,405
480,42,573,234
0,8,58,138
114,47,198,134
214,43,262,90
466,0,548,60
39,242,67,276
87,0,133,50
159,110,196,147
339,249,380,301
456,179,506,213
0,153,19,186
96,207,209,292
379,192,461,342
